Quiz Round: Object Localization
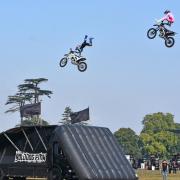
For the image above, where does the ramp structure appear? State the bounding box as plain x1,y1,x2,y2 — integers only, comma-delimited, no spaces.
0,125,137,180
55,125,137,180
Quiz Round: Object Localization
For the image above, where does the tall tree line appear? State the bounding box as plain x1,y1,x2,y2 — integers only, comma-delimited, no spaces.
114,112,180,159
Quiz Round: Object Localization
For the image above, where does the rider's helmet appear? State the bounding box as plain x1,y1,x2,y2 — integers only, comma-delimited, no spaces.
164,10,170,14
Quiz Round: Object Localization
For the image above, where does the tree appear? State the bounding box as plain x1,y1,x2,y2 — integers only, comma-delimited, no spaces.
5,93,33,123
60,106,73,124
140,112,177,158
114,128,142,159
5,78,52,125
18,78,52,103
5,93,32,113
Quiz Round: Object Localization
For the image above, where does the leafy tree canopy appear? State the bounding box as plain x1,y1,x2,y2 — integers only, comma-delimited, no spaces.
16,117,49,126
140,112,177,158
114,128,142,159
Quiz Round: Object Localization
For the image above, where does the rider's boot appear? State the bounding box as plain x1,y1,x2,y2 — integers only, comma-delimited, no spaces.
89,37,94,45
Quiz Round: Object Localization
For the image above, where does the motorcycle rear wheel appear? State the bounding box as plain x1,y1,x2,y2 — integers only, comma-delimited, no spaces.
59,58,67,67
78,62,87,72
165,37,175,48
147,28,157,39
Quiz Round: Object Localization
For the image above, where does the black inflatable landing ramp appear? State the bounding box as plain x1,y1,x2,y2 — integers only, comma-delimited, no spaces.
55,125,137,180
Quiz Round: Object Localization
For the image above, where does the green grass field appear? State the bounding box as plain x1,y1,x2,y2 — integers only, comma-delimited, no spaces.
23,170,180,180
137,169,180,180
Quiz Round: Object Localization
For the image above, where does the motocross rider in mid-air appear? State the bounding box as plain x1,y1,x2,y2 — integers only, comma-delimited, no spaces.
59,35,94,72
157,10,175,37
75,35,94,56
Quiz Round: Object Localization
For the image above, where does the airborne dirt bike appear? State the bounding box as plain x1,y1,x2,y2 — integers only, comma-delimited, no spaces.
147,21,177,48
59,49,87,72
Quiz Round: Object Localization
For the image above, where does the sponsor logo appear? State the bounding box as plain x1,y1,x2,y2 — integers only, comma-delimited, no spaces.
14,151,47,163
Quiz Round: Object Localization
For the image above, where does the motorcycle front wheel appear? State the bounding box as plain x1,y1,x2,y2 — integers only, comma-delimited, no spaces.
147,28,157,39
78,62,87,72
59,58,67,67
165,37,175,48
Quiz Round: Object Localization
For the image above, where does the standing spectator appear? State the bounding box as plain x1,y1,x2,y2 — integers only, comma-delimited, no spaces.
161,160,168,180
172,160,177,174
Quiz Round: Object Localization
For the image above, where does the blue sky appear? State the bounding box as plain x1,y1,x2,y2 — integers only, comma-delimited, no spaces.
0,0,180,134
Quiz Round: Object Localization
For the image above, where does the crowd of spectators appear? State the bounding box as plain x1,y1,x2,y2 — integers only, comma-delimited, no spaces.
128,153,180,173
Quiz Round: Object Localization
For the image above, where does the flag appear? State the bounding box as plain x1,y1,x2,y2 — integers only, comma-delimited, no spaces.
70,107,89,124
20,102,41,118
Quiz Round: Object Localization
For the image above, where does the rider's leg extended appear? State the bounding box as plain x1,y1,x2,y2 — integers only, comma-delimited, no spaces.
81,38,94,47
164,22,173,33
79,36,94,52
